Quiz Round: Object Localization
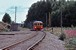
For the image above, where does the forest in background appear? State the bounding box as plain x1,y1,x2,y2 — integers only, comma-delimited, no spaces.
24,0,76,27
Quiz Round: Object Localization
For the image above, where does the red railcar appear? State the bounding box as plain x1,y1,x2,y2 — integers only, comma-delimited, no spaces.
33,21,43,31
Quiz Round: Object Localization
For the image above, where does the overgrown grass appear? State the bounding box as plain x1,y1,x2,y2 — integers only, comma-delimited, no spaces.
44,27,76,50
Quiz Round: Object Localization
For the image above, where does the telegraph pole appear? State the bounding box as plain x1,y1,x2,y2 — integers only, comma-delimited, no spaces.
60,1,63,34
49,12,51,27
46,13,47,27
61,8,63,33
15,6,17,23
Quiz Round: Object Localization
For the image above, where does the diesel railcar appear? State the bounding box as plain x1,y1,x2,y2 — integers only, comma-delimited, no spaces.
33,21,43,31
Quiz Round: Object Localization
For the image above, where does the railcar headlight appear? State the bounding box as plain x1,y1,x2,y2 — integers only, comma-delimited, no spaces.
41,26,43,29
34,27,36,28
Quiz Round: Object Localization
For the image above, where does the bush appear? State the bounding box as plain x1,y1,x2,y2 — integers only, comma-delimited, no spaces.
59,33,66,41
65,37,76,50
69,37,76,45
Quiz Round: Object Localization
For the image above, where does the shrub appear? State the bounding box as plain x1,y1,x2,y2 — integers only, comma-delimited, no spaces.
59,33,66,41
69,37,76,45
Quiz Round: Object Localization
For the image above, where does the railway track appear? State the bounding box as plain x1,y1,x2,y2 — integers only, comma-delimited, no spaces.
27,31,46,50
0,31,37,50
0,31,46,50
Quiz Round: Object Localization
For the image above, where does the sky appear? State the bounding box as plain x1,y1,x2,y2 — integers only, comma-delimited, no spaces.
0,0,40,23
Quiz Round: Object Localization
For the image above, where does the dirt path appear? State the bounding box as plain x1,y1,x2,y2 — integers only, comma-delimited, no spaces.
33,32,65,50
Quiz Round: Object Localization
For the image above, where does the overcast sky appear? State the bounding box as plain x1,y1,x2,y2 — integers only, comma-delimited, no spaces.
0,0,40,23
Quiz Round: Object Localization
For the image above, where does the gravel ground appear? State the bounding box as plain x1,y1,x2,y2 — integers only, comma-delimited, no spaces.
7,31,44,50
33,32,65,50
0,31,37,49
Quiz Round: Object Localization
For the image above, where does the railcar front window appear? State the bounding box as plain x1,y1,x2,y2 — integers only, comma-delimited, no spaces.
40,23,43,25
34,23,37,25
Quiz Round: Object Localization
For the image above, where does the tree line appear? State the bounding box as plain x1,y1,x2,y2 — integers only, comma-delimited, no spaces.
24,0,76,27
2,13,11,24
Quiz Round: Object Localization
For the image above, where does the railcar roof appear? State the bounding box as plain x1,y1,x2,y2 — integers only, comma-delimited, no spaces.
33,21,43,23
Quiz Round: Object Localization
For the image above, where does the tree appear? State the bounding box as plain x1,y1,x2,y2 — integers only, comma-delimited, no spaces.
62,1,76,26
2,13,11,24
25,1,52,27
24,1,76,27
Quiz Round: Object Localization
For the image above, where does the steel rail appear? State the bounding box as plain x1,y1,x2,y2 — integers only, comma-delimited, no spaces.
0,31,46,50
27,31,46,50
0,32,38,50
